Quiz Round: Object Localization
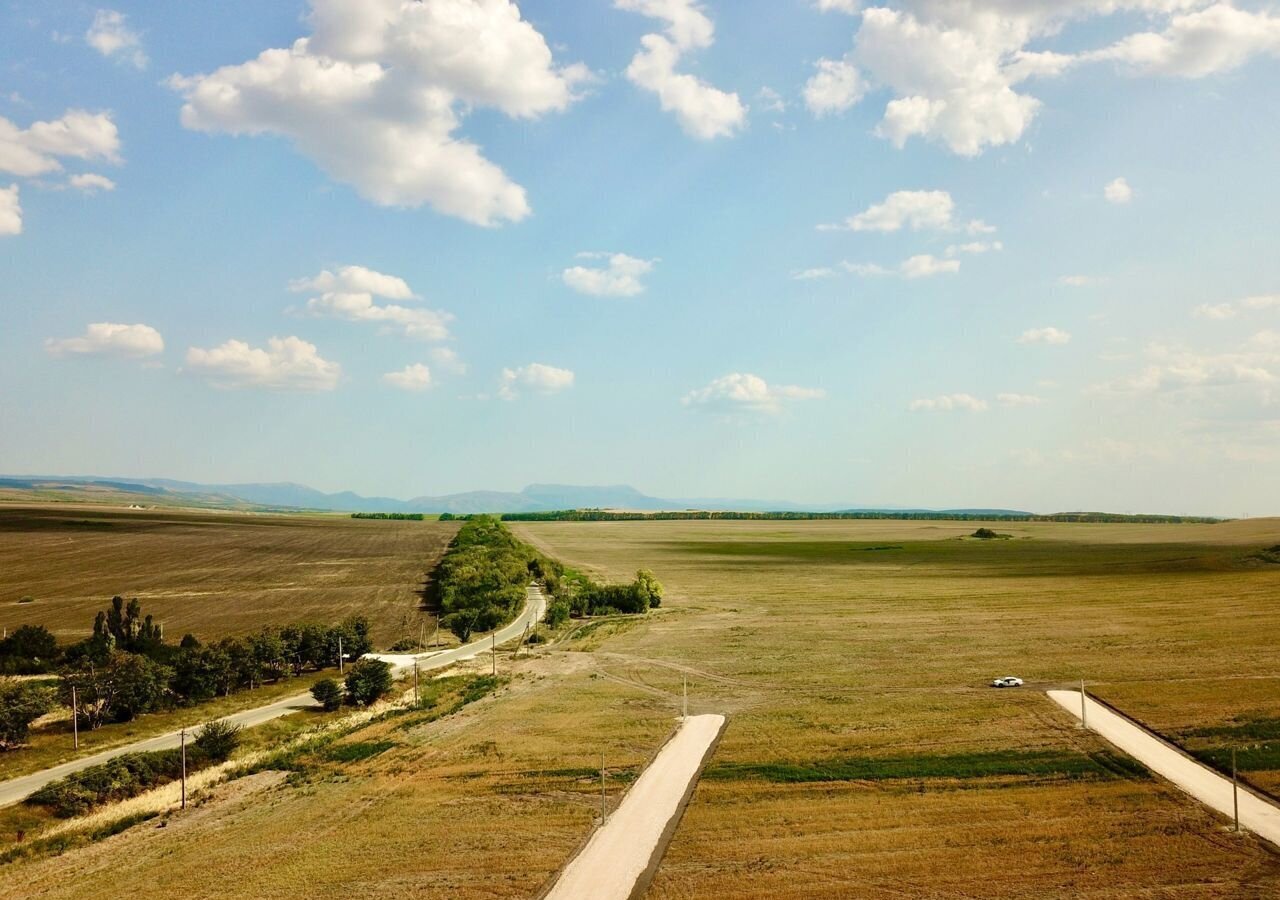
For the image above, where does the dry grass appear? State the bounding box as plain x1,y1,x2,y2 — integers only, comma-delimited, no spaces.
0,504,456,646
4,517,1280,897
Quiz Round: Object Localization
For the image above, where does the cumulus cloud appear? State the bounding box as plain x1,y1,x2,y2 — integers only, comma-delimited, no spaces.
683,372,825,415
430,346,468,375
291,265,451,341
45,322,164,359
946,240,1003,256
803,59,867,117
86,9,147,69
383,363,432,391
186,336,341,391
0,184,19,236
792,266,840,280
1104,176,1133,204
1018,326,1072,345
617,0,746,140
562,252,656,297
0,109,121,178
68,172,116,193
1088,4,1280,77
814,0,861,12
820,189,991,234
499,362,575,399
810,2,1272,156
909,393,988,412
1194,302,1236,320
171,0,589,226
900,254,961,279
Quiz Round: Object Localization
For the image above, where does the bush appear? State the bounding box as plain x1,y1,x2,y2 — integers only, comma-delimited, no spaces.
0,624,60,675
0,679,55,749
311,677,343,712
344,659,393,707
27,747,198,817
544,601,570,629
193,720,241,761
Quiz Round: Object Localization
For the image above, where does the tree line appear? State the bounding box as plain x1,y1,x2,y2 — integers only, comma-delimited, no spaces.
429,515,663,640
492,510,1223,524
0,596,374,750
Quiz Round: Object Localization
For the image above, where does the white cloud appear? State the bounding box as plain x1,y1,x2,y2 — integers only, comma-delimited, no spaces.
0,109,121,178
45,322,163,359
683,372,825,415
1104,176,1133,204
429,346,467,375
172,0,588,226
499,362,575,400
1059,274,1103,287
186,336,341,391
814,0,861,12
803,59,867,117
86,10,147,70
1194,302,1236,320
946,240,1003,256
909,393,988,412
562,252,656,297
841,261,894,277
292,265,451,341
0,184,19,236
617,0,746,140
998,392,1043,407
900,254,961,279
792,266,839,280
1089,4,1280,77
290,265,415,301
821,189,992,234
756,86,786,113
1242,294,1280,311
383,363,432,392
1100,339,1279,394
68,172,116,193
1018,326,1072,345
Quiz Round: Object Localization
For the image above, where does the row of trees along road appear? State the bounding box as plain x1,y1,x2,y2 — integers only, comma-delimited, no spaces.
0,596,374,749
430,515,663,639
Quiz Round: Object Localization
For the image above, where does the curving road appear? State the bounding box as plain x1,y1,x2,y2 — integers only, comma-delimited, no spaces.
0,585,546,809
1048,689,1280,848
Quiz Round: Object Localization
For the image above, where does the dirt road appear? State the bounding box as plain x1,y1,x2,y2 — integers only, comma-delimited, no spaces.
1048,689,1280,847
544,713,726,900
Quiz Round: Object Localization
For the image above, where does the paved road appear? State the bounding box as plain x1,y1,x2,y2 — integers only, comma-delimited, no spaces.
544,713,727,900
0,586,546,809
1048,689,1280,847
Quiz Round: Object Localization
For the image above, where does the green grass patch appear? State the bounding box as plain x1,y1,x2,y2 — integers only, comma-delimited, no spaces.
705,750,1149,784
323,740,396,763
1190,745,1280,774
1181,717,1280,743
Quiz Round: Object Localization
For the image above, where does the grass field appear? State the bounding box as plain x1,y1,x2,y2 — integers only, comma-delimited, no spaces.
3,517,1280,897
0,505,457,646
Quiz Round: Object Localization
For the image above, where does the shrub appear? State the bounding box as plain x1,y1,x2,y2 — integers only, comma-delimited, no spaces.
311,677,343,711
0,679,55,749
344,659,393,707
544,601,570,629
193,720,241,761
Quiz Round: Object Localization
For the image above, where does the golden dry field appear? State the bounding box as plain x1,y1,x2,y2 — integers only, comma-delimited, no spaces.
0,505,457,646
3,517,1280,898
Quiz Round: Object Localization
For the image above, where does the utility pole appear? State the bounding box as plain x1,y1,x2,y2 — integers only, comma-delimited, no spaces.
414,660,420,707
419,620,424,651
491,632,496,677
434,617,440,649
1080,679,1088,730
600,751,607,823
1233,748,1240,833
180,728,188,810
71,685,79,750
682,674,688,720
338,635,344,675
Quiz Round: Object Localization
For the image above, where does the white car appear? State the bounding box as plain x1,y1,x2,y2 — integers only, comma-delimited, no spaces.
990,676,1024,688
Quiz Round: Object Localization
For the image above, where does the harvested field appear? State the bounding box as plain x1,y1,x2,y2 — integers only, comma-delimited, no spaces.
0,504,456,646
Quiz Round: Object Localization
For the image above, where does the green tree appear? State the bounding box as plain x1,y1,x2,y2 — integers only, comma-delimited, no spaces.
311,677,343,711
0,679,55,749
61,651,172,729
193,720,241,761
0,624,61,674
344,659,393,707
635,569,663,609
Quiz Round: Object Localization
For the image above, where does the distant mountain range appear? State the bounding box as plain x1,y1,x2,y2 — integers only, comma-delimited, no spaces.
0,474,1035,517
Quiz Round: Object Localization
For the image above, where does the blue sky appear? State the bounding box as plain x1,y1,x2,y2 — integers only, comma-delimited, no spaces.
2,1,1279,515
